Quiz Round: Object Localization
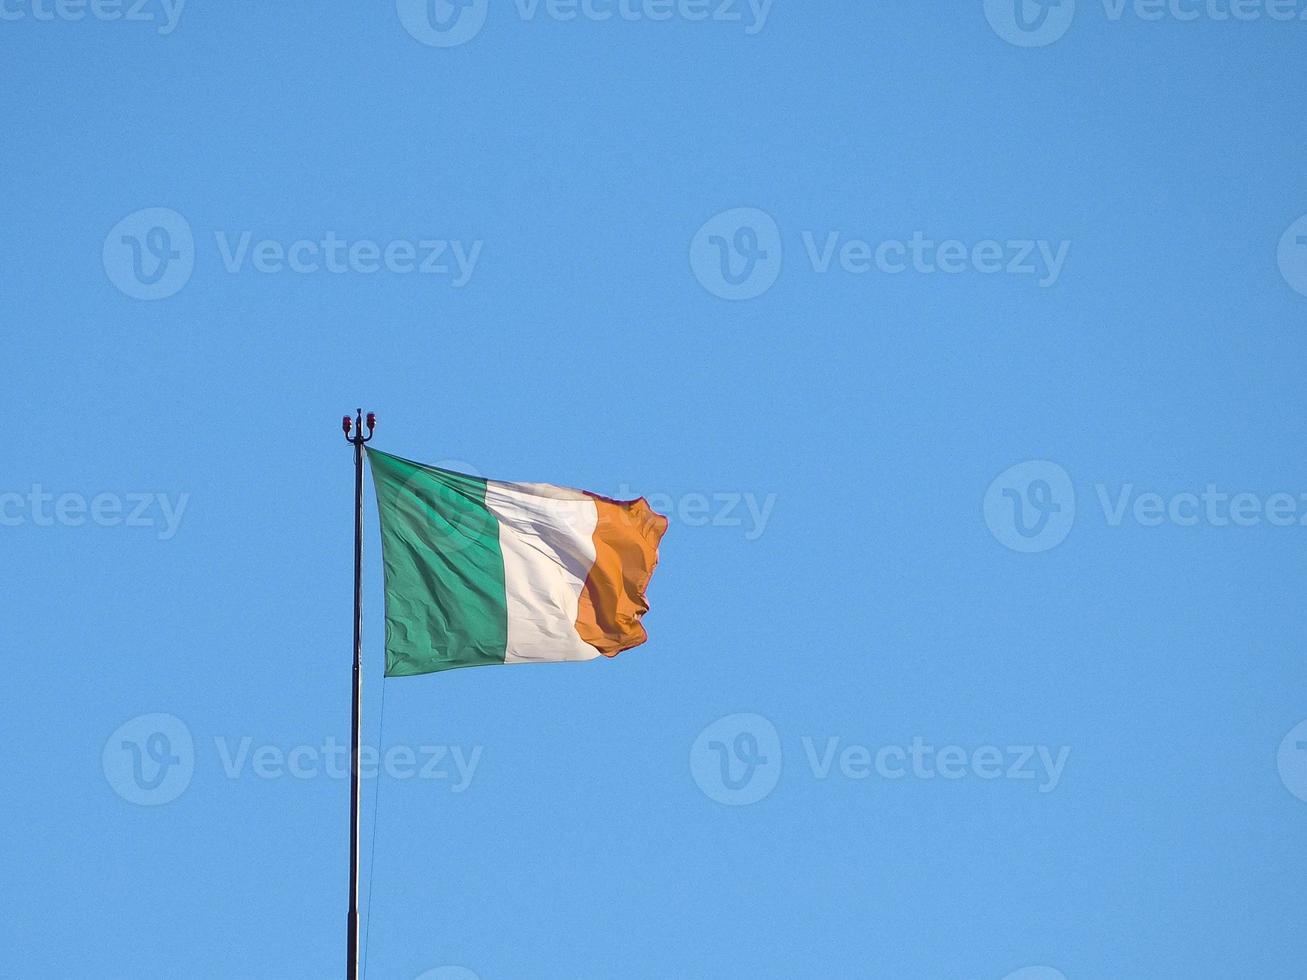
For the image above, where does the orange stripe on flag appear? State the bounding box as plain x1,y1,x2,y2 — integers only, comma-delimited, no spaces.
575,494,668,657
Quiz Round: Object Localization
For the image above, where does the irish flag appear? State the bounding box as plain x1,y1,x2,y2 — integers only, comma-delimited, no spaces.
367,448,668,676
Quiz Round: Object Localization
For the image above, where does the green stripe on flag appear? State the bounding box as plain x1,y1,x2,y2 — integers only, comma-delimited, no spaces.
366,448,508,676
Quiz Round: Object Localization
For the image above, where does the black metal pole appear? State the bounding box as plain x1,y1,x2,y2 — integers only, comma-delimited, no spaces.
343,408,373,980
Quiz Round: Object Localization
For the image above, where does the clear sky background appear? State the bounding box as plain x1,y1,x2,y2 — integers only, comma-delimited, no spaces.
4,3,1307,978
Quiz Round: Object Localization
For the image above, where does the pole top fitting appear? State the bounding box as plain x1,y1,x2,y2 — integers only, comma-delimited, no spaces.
343,409,376,446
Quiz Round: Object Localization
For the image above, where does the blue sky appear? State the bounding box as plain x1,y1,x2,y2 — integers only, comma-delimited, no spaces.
5,2,1307,978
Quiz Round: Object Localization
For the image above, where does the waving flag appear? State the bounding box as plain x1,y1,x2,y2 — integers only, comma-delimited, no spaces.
366,448,667,676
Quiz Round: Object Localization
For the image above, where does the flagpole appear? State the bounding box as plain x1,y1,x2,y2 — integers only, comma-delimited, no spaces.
343,408,374,980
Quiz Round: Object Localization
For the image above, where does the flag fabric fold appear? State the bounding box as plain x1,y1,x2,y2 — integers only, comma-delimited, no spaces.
366,448,668,676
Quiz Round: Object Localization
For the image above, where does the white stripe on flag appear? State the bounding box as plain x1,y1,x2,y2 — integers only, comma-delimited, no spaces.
482,481,600,664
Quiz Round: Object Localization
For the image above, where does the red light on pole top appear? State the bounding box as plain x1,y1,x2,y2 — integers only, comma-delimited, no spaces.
366,412,376,431
342,415,352,435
